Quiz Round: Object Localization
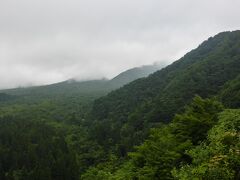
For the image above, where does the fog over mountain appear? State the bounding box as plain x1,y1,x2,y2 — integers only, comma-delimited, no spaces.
0,0,240,89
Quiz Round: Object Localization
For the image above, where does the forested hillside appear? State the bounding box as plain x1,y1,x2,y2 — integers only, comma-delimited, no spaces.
109,64,163,89
84,97,240,179
0,31,239,179
219,74,240,108
0,93,15,102
0,64,162,126
90,30,240,155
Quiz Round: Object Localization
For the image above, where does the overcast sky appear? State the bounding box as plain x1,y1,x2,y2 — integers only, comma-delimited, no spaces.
0,0,239,89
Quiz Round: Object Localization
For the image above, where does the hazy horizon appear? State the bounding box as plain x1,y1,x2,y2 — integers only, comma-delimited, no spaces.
0,0,240,89
0,62,165,90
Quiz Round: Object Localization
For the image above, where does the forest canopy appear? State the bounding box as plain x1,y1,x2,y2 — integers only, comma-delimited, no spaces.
0,31,239,179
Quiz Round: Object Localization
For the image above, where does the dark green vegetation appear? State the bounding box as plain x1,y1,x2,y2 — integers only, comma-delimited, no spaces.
219,74,240,108
0,30,239,179
0,93,15,102
91,30,240,155
0,117,79,180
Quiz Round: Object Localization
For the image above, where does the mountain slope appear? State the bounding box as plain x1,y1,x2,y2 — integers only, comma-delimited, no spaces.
0,93,15,102
90,30,240,152
108,64,163,89
0,64,163,101
0,64,163,125
0,30,240,179
218,74,240,108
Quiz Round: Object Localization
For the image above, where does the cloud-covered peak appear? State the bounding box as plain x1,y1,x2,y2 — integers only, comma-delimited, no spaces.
0,0,240,89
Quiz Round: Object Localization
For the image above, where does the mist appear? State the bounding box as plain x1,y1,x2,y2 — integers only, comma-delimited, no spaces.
0,0,240,89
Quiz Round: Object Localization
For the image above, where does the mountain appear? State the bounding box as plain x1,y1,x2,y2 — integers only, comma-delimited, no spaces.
0,30,240,179
0,64,163,125
90,30,240,152
108,64,163,89
0,93,15,102
219,74,240,108
0,64,163,101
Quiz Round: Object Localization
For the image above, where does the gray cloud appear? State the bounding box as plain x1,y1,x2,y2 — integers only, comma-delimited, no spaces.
0,0,240,89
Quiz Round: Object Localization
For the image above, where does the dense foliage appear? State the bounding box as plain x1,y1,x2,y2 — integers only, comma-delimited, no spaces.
90,30,240,155
0,30,239,179
219,74,240,108
0,117,79,180
82,96,226,179
173,109,240,179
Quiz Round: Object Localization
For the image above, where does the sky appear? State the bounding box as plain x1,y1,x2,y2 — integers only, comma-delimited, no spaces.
0,0,240,89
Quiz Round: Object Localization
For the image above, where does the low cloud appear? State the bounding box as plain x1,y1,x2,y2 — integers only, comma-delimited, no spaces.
0,0,240,89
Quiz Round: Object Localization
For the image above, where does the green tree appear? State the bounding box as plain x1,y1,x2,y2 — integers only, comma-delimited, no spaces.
173,109,240,180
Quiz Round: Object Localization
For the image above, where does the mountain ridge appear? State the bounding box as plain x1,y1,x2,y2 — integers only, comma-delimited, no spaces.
90,30,240,153
0,63,163,99
0,30,240,179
